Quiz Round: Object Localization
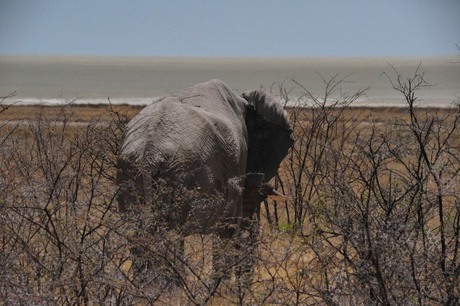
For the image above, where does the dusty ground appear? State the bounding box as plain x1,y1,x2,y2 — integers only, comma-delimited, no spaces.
0,104,452,123
1,104,458,304
0,104,143,122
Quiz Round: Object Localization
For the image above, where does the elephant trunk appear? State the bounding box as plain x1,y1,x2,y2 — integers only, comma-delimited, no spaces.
242,173,287,220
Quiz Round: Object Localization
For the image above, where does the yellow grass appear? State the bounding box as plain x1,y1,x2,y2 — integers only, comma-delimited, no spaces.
0,104,143,122
1,104,459,304
1,104,453,123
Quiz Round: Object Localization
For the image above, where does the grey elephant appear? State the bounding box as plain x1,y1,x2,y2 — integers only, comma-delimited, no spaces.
117,79,293,282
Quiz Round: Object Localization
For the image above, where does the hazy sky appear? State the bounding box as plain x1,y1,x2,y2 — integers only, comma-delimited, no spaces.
1,0,459,57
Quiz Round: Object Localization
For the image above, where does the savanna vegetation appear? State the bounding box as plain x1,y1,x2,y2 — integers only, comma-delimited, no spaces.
0,67,459,305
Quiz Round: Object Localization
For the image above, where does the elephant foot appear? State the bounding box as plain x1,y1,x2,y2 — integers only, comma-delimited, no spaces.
130,233,186,291
131,253,183,291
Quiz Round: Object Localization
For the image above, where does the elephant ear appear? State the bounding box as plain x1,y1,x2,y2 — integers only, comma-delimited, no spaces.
242,89,292,131
242,89,294,186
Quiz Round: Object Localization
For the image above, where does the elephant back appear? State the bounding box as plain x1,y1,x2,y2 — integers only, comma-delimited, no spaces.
118,80,249,233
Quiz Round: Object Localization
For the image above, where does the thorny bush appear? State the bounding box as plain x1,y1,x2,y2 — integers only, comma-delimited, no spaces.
268,67,460,305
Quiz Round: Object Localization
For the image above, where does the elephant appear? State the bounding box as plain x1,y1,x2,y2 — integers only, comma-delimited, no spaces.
116,79,293,284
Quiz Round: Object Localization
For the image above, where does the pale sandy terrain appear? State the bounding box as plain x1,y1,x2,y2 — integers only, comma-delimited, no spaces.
1,56,458,107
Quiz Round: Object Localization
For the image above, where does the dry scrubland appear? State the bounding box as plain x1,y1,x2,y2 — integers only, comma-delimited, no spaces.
1,72,460,305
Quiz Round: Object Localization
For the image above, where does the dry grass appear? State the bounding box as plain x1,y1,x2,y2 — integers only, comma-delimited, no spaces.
1,96,459,304
0,104,143,122
1,104,451,123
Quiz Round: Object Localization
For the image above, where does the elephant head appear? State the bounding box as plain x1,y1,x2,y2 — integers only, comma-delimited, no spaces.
240,89,294,220
243,88,293,180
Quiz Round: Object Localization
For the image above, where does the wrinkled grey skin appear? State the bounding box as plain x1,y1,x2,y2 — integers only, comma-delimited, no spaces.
117,79,293,234
117,79,293,278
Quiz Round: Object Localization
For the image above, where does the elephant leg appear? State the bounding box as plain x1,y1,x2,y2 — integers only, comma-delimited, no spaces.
130,237,161,288
225,216,259,300
161,232,185,287
149,231,186,289
211,228,236,285
235,215,260,278
130,229,185,290
210,217,260,289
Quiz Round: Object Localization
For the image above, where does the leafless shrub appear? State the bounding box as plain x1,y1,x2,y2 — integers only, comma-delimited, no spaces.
0,103,264,304
1,66,459,304
0,105,135,304
270,75,368,234
269,68,460,304
0,92,19,145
